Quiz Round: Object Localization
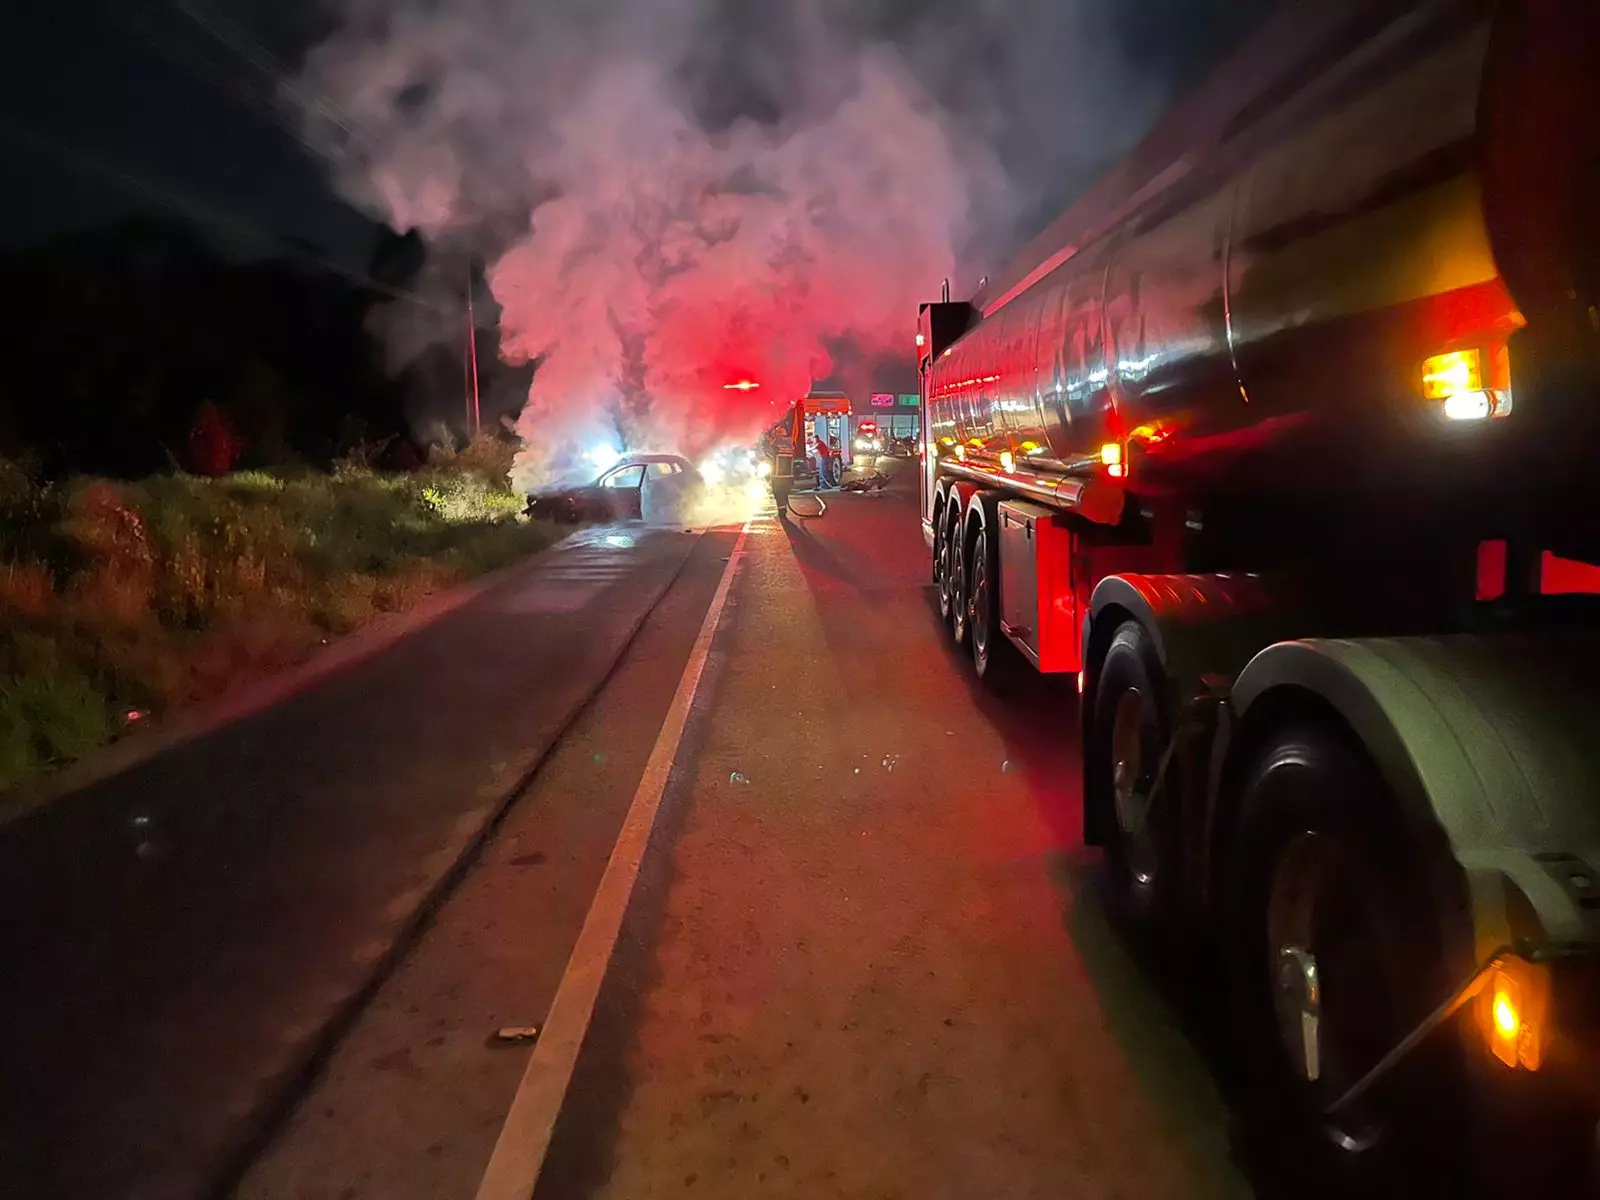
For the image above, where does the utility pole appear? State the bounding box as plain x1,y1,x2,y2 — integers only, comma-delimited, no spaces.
465,262,482,438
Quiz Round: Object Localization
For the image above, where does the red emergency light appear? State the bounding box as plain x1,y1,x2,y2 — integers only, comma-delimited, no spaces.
723,380,760,391
858,419,878,434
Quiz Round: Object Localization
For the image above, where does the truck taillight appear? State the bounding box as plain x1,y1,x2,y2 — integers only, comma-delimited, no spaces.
1420,345,1513,421
1422,349,1481,398
1483,957,1548,1071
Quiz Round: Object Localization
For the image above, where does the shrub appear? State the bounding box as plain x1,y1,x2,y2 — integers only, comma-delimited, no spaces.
0,458,63,565
0,563,54,616
185,401,246,476
0,664,112,787
0,453,566,800
430,431,517,486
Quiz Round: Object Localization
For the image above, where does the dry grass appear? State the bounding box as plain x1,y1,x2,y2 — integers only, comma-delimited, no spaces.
0,456,561,793
0,563,53,616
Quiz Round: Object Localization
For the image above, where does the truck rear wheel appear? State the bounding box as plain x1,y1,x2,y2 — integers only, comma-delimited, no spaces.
935,505,956,623
1225,719,1465,1194
948,514,971,648
969,524,1022,686
1089,622,1181,933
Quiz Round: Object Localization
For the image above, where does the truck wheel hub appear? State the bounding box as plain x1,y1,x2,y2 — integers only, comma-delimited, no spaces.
1110,690,1158,888
1274,945,1323,1084
972,556,989,651
1265,831,1384,1154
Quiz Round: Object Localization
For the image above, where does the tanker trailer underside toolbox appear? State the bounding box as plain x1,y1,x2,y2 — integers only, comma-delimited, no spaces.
998,499,1080,673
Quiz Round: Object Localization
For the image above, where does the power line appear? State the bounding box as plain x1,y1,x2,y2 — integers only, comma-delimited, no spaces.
168,0,381,152
117,7,322,156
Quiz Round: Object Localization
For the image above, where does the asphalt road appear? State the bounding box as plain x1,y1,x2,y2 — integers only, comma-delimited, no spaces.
538,479,1249,1200
231,464,1252,1200
0,525,706,1200
1,465,1257,1199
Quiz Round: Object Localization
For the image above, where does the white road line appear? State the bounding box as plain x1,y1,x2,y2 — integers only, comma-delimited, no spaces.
473,521,751,1200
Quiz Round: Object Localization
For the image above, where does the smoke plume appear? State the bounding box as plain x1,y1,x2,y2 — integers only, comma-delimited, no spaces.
294,0,1167,489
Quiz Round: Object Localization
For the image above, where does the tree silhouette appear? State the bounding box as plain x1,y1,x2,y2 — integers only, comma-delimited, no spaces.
0,213,536,479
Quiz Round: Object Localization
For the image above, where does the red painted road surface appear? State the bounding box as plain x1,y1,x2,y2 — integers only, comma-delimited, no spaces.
239,470,1251,1200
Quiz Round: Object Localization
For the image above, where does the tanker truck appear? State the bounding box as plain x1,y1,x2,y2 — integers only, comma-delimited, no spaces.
920,0,1600,1189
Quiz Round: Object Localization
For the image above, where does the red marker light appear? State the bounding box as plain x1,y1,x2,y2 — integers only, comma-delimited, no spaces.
723,380,760,391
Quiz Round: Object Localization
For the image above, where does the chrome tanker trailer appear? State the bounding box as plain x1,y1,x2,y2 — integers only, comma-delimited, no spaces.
919,0,1600,1190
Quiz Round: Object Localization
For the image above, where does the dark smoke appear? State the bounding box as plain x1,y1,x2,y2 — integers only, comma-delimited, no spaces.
293,0,1201,487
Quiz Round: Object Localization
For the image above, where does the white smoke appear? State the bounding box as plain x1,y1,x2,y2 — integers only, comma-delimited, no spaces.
293,0,1168,491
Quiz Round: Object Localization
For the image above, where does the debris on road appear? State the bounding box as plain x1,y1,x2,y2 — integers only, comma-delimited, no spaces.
490,1026,541,1046
881,754,898,771
729,771,750,785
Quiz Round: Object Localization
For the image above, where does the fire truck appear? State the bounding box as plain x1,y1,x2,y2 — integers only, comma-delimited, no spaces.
919,0,1600,1188
766,391,853,510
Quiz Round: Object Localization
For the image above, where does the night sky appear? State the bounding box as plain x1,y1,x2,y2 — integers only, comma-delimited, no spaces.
1,0,1274,273
1,0,380,266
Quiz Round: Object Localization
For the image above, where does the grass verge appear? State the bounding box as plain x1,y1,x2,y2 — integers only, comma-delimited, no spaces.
0,453,558,796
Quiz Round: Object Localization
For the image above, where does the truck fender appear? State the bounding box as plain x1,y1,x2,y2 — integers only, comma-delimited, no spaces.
1080,573,1291,848
931,475,956,528
1083,574,1285,703
930,479,981,599
1221,634,1600,970
962,488,1003,544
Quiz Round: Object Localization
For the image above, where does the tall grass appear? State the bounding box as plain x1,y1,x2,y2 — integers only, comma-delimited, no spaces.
0,451,558,794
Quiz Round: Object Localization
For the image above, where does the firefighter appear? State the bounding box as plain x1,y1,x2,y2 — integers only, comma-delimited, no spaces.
815,433,838,489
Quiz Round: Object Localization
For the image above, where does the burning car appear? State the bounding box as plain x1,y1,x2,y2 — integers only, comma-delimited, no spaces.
525,453,704,523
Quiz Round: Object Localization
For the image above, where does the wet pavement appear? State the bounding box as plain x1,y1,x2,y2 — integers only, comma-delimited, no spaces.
237,466,1249,1200
3,468,1255,1199
234,527,741,1200
0,527,698,1200
538,484,1247,1200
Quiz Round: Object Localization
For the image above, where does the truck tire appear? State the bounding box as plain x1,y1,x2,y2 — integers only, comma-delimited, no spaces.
1224,718,1465,1196
935,505,956,623
948,511,971,647
969,523,1022,686
1088,621,1181,934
